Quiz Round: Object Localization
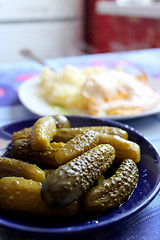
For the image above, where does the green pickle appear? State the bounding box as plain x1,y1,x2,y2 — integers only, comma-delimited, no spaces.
41,144,115,208
53,115,70,128
12,115,70,142
82,158,139,213
55,130,100,165
12,127,32,142
0,157,45,182
98,133,140,163
0,177,78,216
30,116,56,152
10,139,64,168
54,126,128,142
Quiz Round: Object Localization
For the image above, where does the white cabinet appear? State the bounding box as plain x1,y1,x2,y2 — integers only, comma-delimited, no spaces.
0,0,84,63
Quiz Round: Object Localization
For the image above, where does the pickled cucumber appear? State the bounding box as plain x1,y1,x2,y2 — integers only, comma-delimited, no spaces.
0,177,79,216
41,144,115,208
10,139,65,168
0,157,45,182
12,127,32,142
30,116,56,152
82,158,139,213
54,126,128,142
12,115,70,142
55,130,100,165
98,133,140,163
53,115,70,128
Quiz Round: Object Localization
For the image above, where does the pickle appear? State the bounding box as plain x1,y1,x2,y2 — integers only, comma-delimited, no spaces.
12,127,32,142
82,158,139,213
10,139,65,168
54,126,128,142
41,144,115,208
55,130,100,165
12,115,70,143
30,116,56,152
53,115,70,128
98,133,140,163
0,157,45,182
0,177,78,216
12,124,127,144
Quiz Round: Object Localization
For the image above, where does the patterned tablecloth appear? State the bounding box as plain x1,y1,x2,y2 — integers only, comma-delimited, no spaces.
0,48,160,240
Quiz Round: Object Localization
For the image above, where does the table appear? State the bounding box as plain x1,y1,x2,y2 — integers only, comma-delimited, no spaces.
0,48,160,240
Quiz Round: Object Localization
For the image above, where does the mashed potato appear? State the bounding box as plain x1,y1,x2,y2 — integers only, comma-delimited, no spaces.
37,65,160,116
37,65,106,113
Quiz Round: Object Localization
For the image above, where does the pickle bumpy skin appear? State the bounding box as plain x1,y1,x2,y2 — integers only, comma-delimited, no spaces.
54,126,128,143
12,115,70,142
30,116,56,152
55,130,100,165
82,158,139,213
0,177,79,216
41,144,115,208
98,133,140,163
0,157,45,182
10,139,64,168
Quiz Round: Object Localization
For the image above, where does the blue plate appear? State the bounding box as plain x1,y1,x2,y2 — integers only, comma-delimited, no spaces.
0,116,160,237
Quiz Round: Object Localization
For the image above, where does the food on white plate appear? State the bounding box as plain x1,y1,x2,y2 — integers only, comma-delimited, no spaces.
36,65,160,116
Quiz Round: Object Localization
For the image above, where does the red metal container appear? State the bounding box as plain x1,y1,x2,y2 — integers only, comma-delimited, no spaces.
85,0,160,53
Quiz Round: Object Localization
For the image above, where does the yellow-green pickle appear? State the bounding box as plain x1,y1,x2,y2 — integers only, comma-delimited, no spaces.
0,177,78,216
12,114,70,142
55,130,100,165
82,158,139,213
0,157,45,182
10,139,64,168
54,126,128,142
30,116,56,152
41,144,115,208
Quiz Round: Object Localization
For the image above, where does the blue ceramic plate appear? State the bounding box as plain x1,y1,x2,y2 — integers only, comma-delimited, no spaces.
0,116,160,237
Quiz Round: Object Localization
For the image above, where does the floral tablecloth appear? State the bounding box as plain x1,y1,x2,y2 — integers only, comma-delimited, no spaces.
0,48,160,240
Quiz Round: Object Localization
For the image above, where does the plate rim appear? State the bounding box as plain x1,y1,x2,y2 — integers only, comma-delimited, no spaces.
0,116,160,236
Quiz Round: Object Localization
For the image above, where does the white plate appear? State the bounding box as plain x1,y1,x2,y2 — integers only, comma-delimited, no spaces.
18,75,160,120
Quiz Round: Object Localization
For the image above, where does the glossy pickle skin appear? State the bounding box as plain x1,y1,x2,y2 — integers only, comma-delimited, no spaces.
54,130,140,166
53,115,70,128
82,158,139,213
98,133,140,163
0,157,45,182
55,130,100,165
30,116,56,152
0,177,78,216
10,139,64,168
54,126,128,143
12,115,70,142
12,127,32,142
41,144,115,208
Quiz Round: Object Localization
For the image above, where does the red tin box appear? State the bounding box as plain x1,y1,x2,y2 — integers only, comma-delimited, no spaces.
85,0,160,53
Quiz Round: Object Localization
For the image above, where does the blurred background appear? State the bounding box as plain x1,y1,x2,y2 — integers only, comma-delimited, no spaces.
0,0,160,64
